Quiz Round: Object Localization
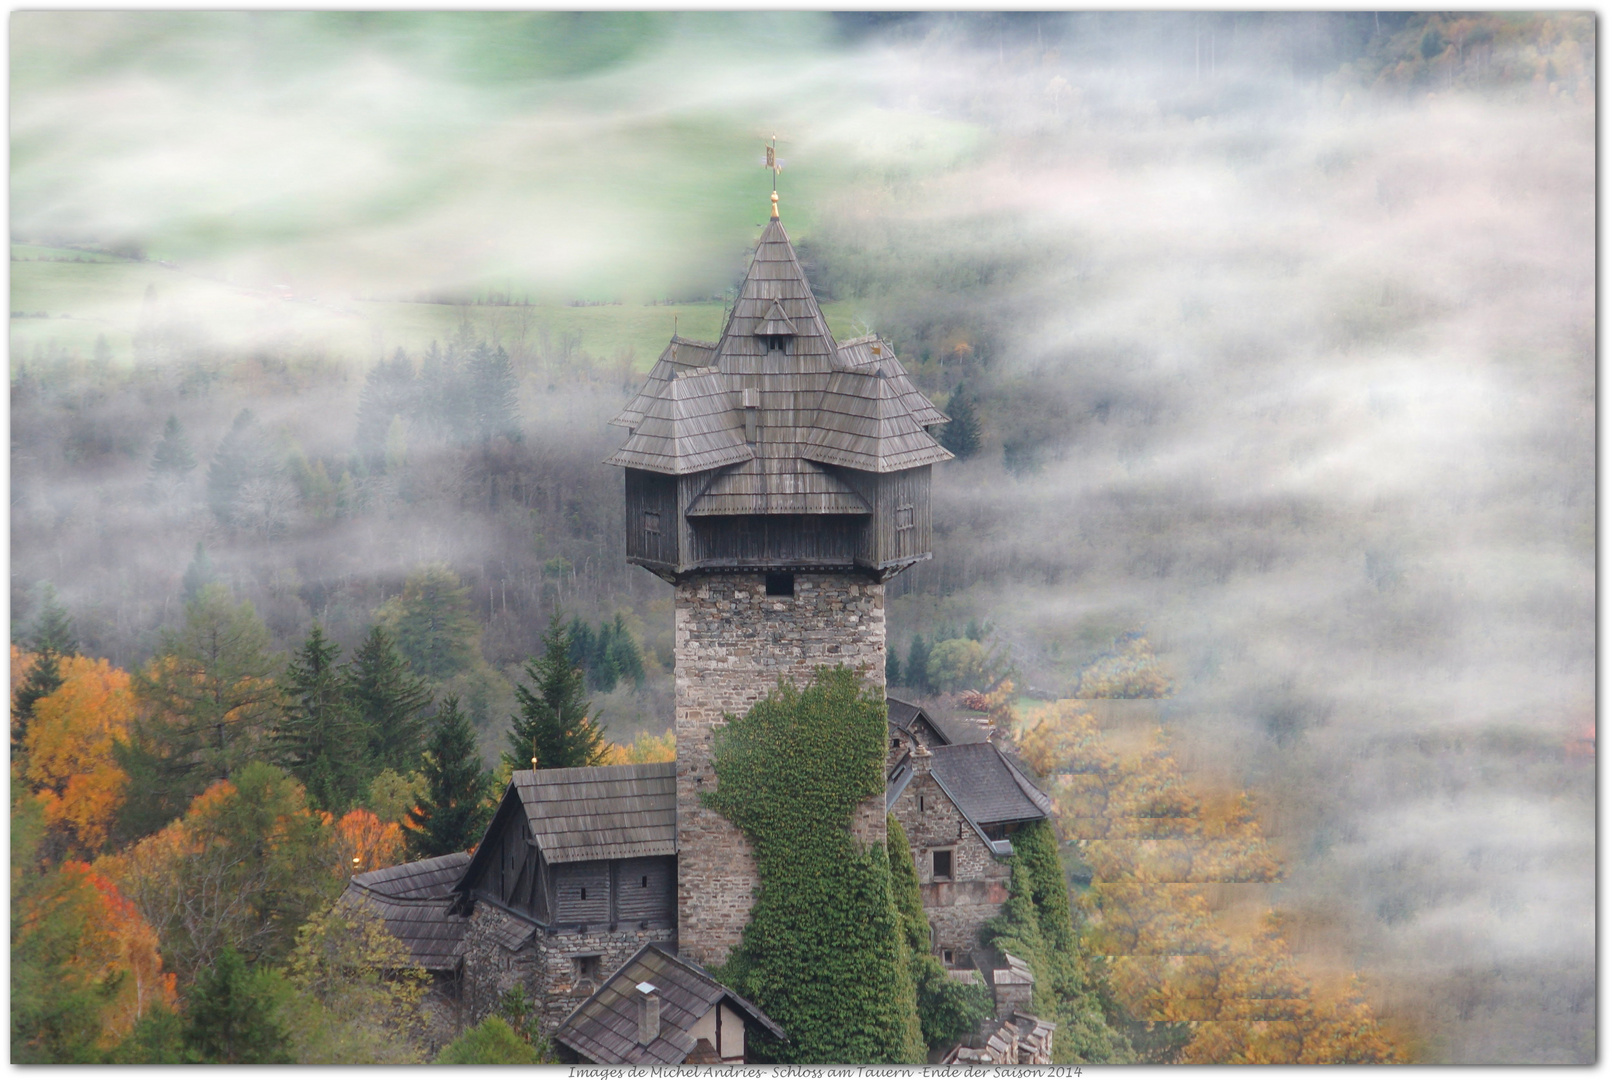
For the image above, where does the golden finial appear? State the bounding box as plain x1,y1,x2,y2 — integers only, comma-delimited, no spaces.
765,134,782,219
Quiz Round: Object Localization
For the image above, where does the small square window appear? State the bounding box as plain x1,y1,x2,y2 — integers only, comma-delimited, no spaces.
941,949,955,966
932,849,953,880
574,955,601,982
895,504,915,532
765,573,794,597
643,510,661,535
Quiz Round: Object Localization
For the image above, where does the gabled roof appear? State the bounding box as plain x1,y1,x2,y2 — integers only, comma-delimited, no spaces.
554,943,784,1065
802,369,954,473
836,336,949,428
610,338,718,430
515,762,678,864
685,457,871,516
887,696,989,746
605,370,754,475
929,742,1053,827
342,851,472,973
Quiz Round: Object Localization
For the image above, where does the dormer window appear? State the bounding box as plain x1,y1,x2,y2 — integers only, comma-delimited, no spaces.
763,334,788,353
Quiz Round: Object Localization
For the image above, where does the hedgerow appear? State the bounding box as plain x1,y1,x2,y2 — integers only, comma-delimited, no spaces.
704,666,924,1064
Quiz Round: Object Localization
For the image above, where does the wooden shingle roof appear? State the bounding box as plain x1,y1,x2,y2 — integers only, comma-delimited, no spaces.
610,337,718,431
342,851,472,973
511,762,677,864
605,370,754,475
607,213,951,483
554,943,784,1065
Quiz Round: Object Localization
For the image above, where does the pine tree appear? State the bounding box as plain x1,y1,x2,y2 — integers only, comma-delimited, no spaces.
467,342,521,443
182,543,217,604
353,348,416,472
12,586,79,754
886,641,904,687
939,386,983,460
404,697,491,859
906,634,934,695
273,624,363,814
374,564,478,681
605,614,645,690
505,616,606,772
149,415,197,482
345,626,432,779
181,947,293,1064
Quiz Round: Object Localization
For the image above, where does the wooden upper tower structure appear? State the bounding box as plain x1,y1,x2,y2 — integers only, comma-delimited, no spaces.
605,194,952,582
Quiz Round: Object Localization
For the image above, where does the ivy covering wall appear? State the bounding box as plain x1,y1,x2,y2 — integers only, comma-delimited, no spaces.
984,819,1135,1063
703,667,924,1064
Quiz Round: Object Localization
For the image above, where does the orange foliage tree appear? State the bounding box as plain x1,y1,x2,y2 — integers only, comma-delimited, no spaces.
1014,700,1406,1064
330,808,405,877
24,656,135,856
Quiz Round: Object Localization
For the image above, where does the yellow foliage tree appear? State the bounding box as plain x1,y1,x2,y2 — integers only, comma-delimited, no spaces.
330,808,405,877
1013,701,1405,1064
599,729,675,765
25,656,135,856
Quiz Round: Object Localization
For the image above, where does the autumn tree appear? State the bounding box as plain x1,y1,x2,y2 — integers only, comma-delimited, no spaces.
375,563,479,681
24,655,135,857
345,625,432,778
113,762,337,983
12,584,79,753
281,897,427,1063
331,808,405,877
405,697,491,859
116,584,280,842
11,794,177,1062
505,615,606,772
274,623,364,813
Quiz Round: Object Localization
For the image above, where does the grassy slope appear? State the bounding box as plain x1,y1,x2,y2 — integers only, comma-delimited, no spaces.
11,246,866,373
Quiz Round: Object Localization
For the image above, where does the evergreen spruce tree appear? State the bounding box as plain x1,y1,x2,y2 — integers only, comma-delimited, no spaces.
353,349,415,472
374,564,478,681
886,642,904,687
605,613,645,690
12,586,78,753
149,415,197,482
468,342,521,443
939,386,983,460
567,617,595,683
274,623,363,813
906,634,934,695
181,947,293,1064
505,615,606,771
404,697,491,859
182,543,218,604
345,626,432,779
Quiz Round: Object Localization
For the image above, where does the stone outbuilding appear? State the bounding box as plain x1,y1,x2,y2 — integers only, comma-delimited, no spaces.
885,697,1053,963
553,942,784,1064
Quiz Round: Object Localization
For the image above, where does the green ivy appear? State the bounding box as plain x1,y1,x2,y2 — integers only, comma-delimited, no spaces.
983,820,1134,1064
889,815,993,1049
703,667,924,1064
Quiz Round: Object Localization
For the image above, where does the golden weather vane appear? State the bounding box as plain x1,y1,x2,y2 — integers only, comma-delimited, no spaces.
765,133,781,219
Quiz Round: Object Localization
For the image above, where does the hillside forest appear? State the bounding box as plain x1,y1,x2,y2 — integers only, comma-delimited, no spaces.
11,11,1594,1065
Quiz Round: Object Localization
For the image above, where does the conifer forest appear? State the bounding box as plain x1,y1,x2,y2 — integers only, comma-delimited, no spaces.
10,12,1593,1065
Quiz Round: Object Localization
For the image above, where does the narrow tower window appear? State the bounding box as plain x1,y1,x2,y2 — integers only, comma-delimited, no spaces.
932,849,953,880
765,573,794,597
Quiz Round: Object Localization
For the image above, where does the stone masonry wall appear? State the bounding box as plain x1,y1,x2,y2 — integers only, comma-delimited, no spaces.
458,904,674,1037
675,572,886,968
890,770,1011,960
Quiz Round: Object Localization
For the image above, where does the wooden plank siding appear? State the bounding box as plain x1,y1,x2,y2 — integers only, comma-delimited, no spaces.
625,468,680,568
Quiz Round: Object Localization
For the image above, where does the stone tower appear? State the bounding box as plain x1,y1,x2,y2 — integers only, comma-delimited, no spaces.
605,190,953,967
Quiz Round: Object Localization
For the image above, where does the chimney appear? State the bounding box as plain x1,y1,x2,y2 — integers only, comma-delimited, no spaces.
742,387,759,443
636,982,661,1045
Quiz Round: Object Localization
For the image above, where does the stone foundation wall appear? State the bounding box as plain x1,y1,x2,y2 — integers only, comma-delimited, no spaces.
675,572,886,968
891,770,1011,958
458,904,674,1036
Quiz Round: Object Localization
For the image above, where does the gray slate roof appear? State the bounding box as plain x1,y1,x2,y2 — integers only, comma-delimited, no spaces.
342,851,471,973
554,943,784,1065
511,762,677,864
606,212,951,486
929,742,1053,826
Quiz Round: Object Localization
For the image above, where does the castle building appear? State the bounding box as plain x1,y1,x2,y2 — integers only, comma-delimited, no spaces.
343,188,1055,1062
604,188,953,968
